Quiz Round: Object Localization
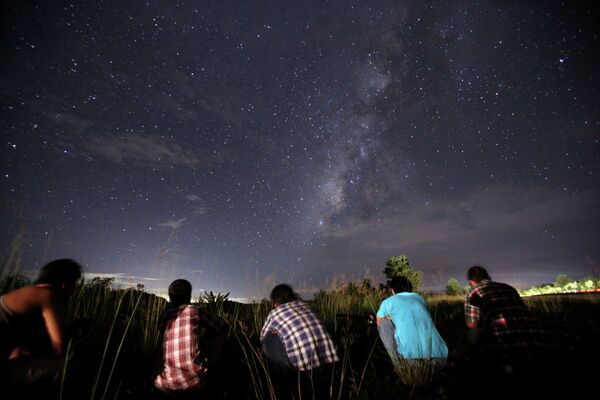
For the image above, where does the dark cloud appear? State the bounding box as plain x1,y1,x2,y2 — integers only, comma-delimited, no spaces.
313,185,598,288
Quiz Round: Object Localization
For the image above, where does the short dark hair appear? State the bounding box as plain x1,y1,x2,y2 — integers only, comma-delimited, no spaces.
270,284,298,305
467,266,491,283
389,276,412,293
168,279,192,305
35,259,82,285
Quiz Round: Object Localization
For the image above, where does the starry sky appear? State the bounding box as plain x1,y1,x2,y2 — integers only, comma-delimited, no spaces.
1,1,599,299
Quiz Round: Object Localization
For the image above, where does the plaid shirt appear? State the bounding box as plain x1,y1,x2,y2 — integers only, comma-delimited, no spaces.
465,280,551,359
260,300,338,371
154,304,227,392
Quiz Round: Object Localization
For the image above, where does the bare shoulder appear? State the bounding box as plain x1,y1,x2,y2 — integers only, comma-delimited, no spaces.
3,285,57,313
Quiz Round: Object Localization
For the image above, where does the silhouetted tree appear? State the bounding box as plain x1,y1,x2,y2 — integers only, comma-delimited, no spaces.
383,255,423,291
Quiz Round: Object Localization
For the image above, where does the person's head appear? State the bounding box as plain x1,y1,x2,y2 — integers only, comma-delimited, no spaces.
389,276,413,294
467,265,491,287
270,283,298,307
168,279,192,305
35,259,82,292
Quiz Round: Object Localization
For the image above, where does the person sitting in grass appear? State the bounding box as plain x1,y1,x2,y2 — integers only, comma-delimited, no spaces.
260,283,338,398
0,258,82,397
463,266,556,399
153,279,229,399
464,265,552,370
376,276,448,369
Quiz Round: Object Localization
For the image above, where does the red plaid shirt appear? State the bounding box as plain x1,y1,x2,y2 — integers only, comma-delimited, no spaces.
154,305,227,392
465,280,551,359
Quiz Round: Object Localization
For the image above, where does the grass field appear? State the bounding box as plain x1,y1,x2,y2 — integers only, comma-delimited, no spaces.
2,276,599,399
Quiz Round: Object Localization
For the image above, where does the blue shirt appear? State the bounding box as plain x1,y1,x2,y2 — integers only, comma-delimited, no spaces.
377,292,448,359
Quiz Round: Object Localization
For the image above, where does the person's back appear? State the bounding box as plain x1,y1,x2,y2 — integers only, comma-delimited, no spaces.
1,285,58,360
261,299,338,371
260,284,338,400
464,266,554,399
0,259,82,397
154,304,208,391
378,291,447,359
376,275,447,375
466,279,550,360
154,279,228,397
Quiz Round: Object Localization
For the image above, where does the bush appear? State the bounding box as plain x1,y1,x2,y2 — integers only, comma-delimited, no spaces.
445,277,464,295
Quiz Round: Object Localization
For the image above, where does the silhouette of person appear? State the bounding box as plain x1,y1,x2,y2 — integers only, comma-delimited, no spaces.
0,258,82,396
464,265,553,399
153,279,229,399
260,284,338,399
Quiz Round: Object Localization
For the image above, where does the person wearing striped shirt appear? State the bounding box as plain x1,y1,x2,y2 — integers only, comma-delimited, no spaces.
260,284,338,397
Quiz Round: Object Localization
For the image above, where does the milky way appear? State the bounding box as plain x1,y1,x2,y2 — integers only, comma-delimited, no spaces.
1,1,599,299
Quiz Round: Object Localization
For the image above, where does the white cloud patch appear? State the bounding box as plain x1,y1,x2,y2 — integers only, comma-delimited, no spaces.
50,112,95,135
186,194,208,215
159,218,187,230
86,135,199,165
194,206,208,215
82,272,163,286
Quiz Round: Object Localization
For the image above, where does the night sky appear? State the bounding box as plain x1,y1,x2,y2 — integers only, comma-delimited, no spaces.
1,1,598,299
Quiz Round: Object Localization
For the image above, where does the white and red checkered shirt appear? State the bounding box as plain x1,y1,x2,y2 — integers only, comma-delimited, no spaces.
154,304,226,392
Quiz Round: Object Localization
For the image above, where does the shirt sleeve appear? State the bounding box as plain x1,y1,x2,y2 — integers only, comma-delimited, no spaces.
376,298,389,318
260,311,274,341
464,290,481,324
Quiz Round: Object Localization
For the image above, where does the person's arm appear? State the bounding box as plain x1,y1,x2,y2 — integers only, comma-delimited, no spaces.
464,292,481,329
375,300,390,325
8,347,31,360
260,313,273,341
41,290,67,356
466,320,478,329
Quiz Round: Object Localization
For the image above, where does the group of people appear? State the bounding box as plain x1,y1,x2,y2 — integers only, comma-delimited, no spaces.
0,259,552,399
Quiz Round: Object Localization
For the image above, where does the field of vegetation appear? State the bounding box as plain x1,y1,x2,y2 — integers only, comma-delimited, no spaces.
1,273,599,399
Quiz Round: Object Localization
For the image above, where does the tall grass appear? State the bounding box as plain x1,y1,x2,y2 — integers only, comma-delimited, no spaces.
233,322,276,400
1,272,598,399
65,282,167,399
